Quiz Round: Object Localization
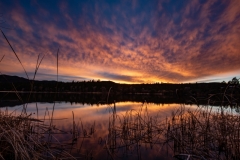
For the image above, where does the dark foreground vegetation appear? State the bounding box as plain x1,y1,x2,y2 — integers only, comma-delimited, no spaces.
0,109,78,159
1,98,240,159
106,102,240,160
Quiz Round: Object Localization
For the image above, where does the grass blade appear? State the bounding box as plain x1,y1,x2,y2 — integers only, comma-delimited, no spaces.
1,29,29,80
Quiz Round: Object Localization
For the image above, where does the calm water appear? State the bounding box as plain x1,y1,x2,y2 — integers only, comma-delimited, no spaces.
2,99,239,159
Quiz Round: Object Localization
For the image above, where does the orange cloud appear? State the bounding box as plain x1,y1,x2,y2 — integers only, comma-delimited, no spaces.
0,0,239,83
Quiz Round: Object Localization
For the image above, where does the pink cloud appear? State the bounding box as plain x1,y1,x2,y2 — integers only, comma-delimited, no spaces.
1,0,240,83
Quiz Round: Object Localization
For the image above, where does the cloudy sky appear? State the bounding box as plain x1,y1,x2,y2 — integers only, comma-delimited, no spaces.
0,0,240,83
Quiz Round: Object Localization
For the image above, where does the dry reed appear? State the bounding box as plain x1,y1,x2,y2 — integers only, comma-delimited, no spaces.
0,108,78,159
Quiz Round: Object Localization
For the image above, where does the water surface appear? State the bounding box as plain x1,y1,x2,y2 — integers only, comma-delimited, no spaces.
2,98,239,159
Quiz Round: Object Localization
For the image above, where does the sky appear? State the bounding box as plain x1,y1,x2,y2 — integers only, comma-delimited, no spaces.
0,0,240,84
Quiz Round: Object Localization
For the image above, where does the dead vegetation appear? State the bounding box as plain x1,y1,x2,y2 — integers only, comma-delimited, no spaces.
0,105,83,160
104,80,240,159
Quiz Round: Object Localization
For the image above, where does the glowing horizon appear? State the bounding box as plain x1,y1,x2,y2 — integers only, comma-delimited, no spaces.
0,0,240,84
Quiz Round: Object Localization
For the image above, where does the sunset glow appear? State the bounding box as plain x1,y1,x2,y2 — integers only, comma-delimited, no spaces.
0,0,240,83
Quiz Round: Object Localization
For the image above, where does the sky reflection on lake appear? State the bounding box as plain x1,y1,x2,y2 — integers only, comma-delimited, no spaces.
3,102,239,159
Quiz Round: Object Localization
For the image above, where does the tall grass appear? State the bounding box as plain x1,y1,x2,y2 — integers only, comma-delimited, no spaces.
105,102,168,159
0,108,78,159
0,29,80,159
166,105,240,159
103,82,240,159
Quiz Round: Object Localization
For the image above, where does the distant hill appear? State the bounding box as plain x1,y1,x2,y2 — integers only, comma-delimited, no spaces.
0,74,231,99
0,74,29,83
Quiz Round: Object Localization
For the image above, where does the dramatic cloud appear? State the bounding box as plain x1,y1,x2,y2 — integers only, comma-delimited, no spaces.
0,0,239,83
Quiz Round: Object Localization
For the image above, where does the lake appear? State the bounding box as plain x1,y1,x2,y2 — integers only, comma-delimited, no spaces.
1,92,239,159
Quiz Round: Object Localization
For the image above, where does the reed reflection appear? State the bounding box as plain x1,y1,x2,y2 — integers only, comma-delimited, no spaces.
7,102,187,159
4,99,240,159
